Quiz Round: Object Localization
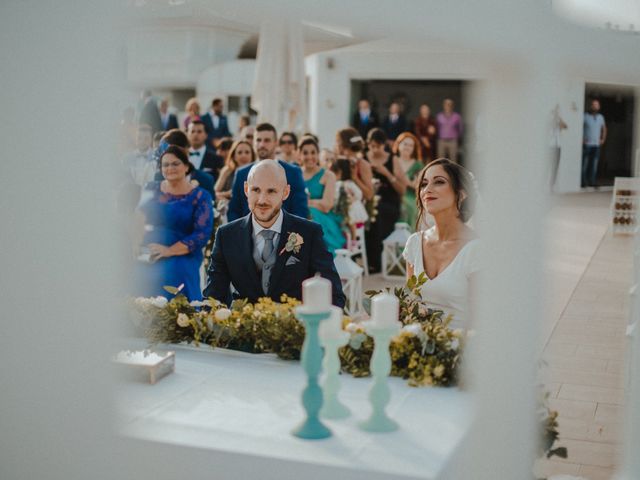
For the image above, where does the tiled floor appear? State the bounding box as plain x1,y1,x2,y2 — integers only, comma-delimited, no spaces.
363,192,634,479
538,223,633,479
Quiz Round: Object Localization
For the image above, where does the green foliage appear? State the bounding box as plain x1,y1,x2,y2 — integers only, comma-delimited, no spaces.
129,275,463,387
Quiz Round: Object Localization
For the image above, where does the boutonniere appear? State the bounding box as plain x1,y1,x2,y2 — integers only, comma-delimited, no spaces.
280,232,304,255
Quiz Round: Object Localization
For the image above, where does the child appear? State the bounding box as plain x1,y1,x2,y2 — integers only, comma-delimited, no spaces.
330,158,369,247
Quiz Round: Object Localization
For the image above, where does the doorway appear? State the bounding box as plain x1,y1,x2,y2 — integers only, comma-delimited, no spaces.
584,84,635,187
351,79,469,164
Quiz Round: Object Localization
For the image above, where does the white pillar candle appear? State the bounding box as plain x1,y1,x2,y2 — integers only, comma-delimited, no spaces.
302,274,332,313
371,292,399,327
319,306,345,341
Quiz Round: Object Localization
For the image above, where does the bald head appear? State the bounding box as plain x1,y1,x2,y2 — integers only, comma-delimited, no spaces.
245,160,290,227
247,159,287,188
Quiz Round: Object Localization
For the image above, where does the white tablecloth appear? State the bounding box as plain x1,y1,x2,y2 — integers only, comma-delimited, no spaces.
116,341,472,480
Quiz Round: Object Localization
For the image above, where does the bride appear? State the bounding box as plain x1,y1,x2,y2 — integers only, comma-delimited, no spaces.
402,158,479,328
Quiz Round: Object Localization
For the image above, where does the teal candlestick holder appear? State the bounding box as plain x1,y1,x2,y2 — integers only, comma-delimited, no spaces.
292,306,332,439
359,322,401,432
320,310,351,419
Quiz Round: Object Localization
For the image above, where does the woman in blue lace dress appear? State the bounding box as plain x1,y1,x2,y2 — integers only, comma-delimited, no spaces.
300,136,345,254
135,145,213,301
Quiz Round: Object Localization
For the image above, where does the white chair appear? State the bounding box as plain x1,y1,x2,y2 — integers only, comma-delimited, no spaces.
344,223,369,276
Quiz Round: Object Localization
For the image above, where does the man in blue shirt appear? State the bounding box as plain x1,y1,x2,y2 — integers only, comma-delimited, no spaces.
227,123,309,221
582,99,607,188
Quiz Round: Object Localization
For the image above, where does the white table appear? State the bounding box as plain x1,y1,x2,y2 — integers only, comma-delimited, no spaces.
117,342,472,480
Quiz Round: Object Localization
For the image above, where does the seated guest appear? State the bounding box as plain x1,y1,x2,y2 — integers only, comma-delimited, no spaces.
204,160,345,307
155,129,215,197
227,123,309,222
135,145,213,301
299,136,345,254
214,139,256,219
214,137,234,178
403,159,479,329
187,120,224,181
278,131,298,164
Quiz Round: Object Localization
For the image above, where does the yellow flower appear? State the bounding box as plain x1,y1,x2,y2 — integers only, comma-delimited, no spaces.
434,364,445,379
176,313,190,328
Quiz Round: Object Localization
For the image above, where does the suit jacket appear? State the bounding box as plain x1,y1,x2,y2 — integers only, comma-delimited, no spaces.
203,211,346,308
199,150,224,182
382,114,408,141
226,160,310,222
162,113,179,131
139,99,163,134
352,111,379,139
201,112,232,150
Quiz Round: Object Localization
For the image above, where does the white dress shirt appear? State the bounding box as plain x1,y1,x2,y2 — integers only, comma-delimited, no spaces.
252,209,283,258
123,148,155,187
188,145,207,170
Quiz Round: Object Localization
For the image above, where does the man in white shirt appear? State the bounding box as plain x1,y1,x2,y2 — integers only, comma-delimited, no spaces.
187,120,223,181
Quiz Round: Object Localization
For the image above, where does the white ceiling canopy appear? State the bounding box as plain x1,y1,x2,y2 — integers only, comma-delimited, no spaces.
554,0,640,32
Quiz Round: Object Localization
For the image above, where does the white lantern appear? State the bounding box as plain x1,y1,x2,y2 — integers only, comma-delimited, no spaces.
382,222,412,280
334,249,364,317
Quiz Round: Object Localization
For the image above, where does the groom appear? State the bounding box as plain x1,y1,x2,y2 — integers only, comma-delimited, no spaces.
204,160,345,308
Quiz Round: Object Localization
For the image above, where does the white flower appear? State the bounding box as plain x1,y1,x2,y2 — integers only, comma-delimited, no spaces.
215,308,232,321
151,296,168,308
176,313,190,328
402,323,424,337
345,322,359,333
450,338,460,351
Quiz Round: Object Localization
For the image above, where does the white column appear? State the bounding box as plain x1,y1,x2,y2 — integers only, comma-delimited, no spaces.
449,59,553,479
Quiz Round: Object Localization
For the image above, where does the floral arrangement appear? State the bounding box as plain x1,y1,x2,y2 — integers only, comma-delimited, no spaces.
340,272,463,386
128,274,463,387
333,184,351,226
365,194,380,226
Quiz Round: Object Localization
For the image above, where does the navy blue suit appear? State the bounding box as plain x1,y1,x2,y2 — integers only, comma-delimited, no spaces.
198,150,224,183
382,114,408,141
226,160,310,222
201,112,231,150
203,211,345,308
162,113,179,131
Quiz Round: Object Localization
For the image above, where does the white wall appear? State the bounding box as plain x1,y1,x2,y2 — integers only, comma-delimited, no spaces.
306,41,638,193
196,59,256,101
305,41,491,149
127,26,248,88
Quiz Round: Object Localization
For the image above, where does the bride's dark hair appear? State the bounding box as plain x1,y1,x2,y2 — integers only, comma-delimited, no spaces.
414,158,476,229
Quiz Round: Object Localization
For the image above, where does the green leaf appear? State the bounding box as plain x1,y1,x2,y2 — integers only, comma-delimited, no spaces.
547,447,568,459
163,285,180,295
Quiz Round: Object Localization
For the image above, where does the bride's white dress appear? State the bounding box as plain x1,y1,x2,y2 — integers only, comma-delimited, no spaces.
402,228,480,329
